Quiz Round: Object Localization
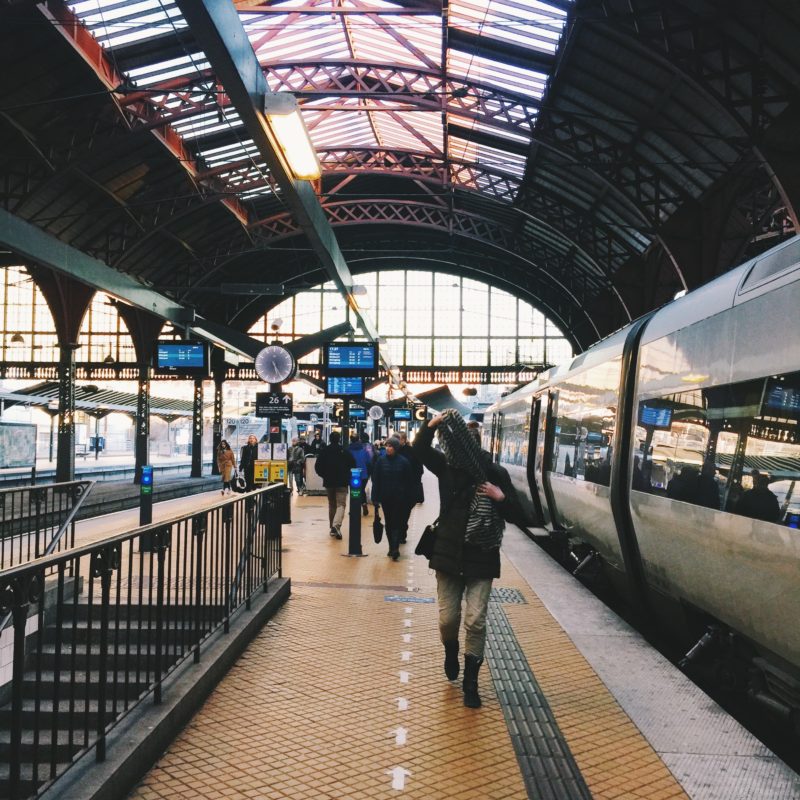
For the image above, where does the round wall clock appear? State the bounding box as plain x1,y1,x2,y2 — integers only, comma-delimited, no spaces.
254,344,297,384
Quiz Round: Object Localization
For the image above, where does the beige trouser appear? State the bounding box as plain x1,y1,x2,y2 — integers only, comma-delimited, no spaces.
435,571,493,659
326,487,348,530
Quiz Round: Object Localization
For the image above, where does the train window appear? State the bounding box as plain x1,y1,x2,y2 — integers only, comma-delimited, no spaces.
497,403,530,468
634,371,800,525
740,238,800,293
551,358,620,485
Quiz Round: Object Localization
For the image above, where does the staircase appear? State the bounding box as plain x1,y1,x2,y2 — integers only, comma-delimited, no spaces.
0,601,216,799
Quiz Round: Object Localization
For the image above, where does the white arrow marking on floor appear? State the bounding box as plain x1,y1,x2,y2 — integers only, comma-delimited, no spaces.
397,697,409,711
401,650,412,662
406,586,414,592
399,670,410,683
402,633,412,643
394,727,408,745
404,619,412,627
387,767,411,790
405,607,413,614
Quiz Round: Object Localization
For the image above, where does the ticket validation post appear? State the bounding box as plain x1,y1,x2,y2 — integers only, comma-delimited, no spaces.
139,465,154,551
345,467,367,557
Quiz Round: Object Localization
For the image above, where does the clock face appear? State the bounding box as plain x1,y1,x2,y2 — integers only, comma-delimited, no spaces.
255,345,296,384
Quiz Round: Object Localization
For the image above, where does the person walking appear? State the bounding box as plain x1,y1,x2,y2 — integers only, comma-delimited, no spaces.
397,430,424,541
309,430,325,456
314,430,355,539
239,434,259,492
371,435,413,560
413,409,525,708
216,439,236,495
348,432,374,516
288,437,306,495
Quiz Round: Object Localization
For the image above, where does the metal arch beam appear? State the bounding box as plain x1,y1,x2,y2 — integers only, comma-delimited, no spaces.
175,0,385,353
0,208,185,323
248,198,612,291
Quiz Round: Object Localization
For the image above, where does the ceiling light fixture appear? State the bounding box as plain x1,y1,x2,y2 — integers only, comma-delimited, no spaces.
263,93,321,181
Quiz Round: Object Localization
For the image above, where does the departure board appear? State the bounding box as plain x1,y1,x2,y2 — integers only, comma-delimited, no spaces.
639,405,673,429
348,407,366,419
324,343,377,373
154,341,208,376
391,408,412,421
325,376,365,397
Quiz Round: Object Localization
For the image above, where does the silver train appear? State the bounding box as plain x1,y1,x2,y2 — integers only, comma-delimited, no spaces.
485,235,800,724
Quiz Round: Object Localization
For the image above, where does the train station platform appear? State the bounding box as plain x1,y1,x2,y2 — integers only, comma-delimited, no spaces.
119,476,798,800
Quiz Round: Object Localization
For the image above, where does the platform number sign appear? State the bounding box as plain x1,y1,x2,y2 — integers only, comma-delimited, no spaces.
413,404,428,421
255,392,293,418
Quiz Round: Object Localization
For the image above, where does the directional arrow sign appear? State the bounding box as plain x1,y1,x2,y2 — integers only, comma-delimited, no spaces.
393,727,408,746
402,634,412,643
397,697,409,711
401,651,412,662
399,670,411,684
387,767,411,790
404,619,412,627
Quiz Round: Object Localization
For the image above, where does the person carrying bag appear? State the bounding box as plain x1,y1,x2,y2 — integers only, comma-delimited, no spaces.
412,410,526,708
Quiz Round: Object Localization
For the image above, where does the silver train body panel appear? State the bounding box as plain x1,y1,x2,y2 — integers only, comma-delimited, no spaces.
487,235,800,682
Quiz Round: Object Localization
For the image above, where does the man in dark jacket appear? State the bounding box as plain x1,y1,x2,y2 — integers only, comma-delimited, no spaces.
314,430,356,539
397,431,424,542
239,434,259,492
372,436,413,560
413,411,525,709
309,430,324,456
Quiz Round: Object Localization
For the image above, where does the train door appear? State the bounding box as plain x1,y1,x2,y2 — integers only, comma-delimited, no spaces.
526,396,546,526
538,391,560,529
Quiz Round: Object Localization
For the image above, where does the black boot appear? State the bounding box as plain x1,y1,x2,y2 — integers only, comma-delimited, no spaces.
443,641,459,680
462,654,483,708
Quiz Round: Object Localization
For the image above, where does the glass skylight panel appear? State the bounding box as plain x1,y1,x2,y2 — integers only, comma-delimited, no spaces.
448,50,547,98
348,13,442,70
450,136,526,178
306,110,379,151
173,111,245,142
126,54,211,87
374,112,443,153
449,0,567,56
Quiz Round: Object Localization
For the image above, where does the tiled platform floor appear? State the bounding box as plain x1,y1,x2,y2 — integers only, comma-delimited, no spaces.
126,478,689,800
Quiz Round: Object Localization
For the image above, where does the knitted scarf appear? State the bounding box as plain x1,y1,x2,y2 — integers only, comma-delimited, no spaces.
436,409,505,550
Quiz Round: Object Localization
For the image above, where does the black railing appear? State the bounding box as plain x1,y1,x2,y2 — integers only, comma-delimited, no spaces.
0,484,283,800
0,481,94,570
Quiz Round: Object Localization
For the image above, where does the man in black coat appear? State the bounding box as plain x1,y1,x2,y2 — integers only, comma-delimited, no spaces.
314,430,356,539
397,431,424,542
372,436,414,560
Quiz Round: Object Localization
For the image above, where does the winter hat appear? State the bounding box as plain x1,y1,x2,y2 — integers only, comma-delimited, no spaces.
385,435,401,450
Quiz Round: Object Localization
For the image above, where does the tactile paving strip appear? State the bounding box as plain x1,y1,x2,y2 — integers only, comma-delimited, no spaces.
486,600,593,800
490,586,528,604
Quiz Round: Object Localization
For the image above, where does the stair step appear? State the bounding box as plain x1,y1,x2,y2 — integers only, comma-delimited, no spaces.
37,641,198,671
21,673,150,701
0,698,123,730
0,727,85,762
0,759,71,797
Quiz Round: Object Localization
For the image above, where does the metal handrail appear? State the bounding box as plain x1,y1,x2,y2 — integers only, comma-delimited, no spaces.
0,480,94,570
0,483,283,800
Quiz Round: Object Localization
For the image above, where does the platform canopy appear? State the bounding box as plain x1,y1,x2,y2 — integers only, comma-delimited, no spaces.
0,1,798,352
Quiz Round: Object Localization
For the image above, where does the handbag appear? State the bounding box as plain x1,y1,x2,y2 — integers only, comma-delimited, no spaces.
373,511,384,544
232,471,247,494
414,519,439,559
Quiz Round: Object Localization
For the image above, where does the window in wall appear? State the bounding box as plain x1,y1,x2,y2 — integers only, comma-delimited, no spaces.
490,290,517,337
78,292,136,362
461,279,488,337
405,273,433,337
434,337,461,366
406,337,432,366
633,372,800,526
434,274,461,337
376,272,405,336
498,401,530,468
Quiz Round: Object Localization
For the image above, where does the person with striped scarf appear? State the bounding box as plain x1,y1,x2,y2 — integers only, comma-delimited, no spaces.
412,409,526,708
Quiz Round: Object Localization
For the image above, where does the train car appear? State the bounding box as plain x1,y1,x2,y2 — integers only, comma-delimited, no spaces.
486,234,800,722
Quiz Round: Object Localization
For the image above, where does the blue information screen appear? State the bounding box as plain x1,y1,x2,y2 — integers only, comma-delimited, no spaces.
325,343,377,372
156,342,206,370
348,407,366,419
392,408,412,420
326,376,364,397
764,382,800,413
639,405,673,429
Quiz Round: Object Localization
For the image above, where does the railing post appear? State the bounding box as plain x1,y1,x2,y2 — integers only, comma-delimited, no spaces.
223,505,233,633
192,514,206,664
152,527,170,705
0,572,41,800
91,543,119,762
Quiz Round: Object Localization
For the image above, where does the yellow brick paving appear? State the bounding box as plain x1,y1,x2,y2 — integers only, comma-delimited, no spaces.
127,482,688,800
